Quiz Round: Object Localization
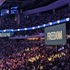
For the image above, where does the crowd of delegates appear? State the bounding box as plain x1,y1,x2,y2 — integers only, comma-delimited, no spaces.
0,5,69,36
0,5,70,70
0,38,70,70
0,6,70,29
0,14,17,29
19,6,70,28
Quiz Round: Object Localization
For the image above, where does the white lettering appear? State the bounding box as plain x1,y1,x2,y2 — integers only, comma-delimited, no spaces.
47,31,62,40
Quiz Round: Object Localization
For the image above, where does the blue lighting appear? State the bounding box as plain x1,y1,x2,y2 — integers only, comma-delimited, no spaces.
0,17,70,32
60,19,66,23
52,21,57,25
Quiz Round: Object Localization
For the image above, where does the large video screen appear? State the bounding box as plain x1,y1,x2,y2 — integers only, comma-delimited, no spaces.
45,23,66,45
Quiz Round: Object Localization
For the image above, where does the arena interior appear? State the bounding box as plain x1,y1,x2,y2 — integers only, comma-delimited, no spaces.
0,0,70,70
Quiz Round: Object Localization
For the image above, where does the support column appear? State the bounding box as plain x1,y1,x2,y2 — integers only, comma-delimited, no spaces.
9,7,11,15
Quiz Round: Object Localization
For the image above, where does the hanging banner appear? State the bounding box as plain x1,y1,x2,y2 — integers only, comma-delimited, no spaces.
45,24,66,45
0,32,14,37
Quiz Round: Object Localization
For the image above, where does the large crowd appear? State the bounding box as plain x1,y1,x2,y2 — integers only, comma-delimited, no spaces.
0,38,69,70
20,6,70,28
0,6,70,29
0,15,17,29
0,4,70,70
0,6,69,36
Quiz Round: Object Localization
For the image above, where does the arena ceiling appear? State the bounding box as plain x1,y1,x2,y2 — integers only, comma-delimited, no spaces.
0,0,57,11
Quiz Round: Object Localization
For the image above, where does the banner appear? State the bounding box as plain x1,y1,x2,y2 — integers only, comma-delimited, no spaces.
45,24,66,45
0,32,14,37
